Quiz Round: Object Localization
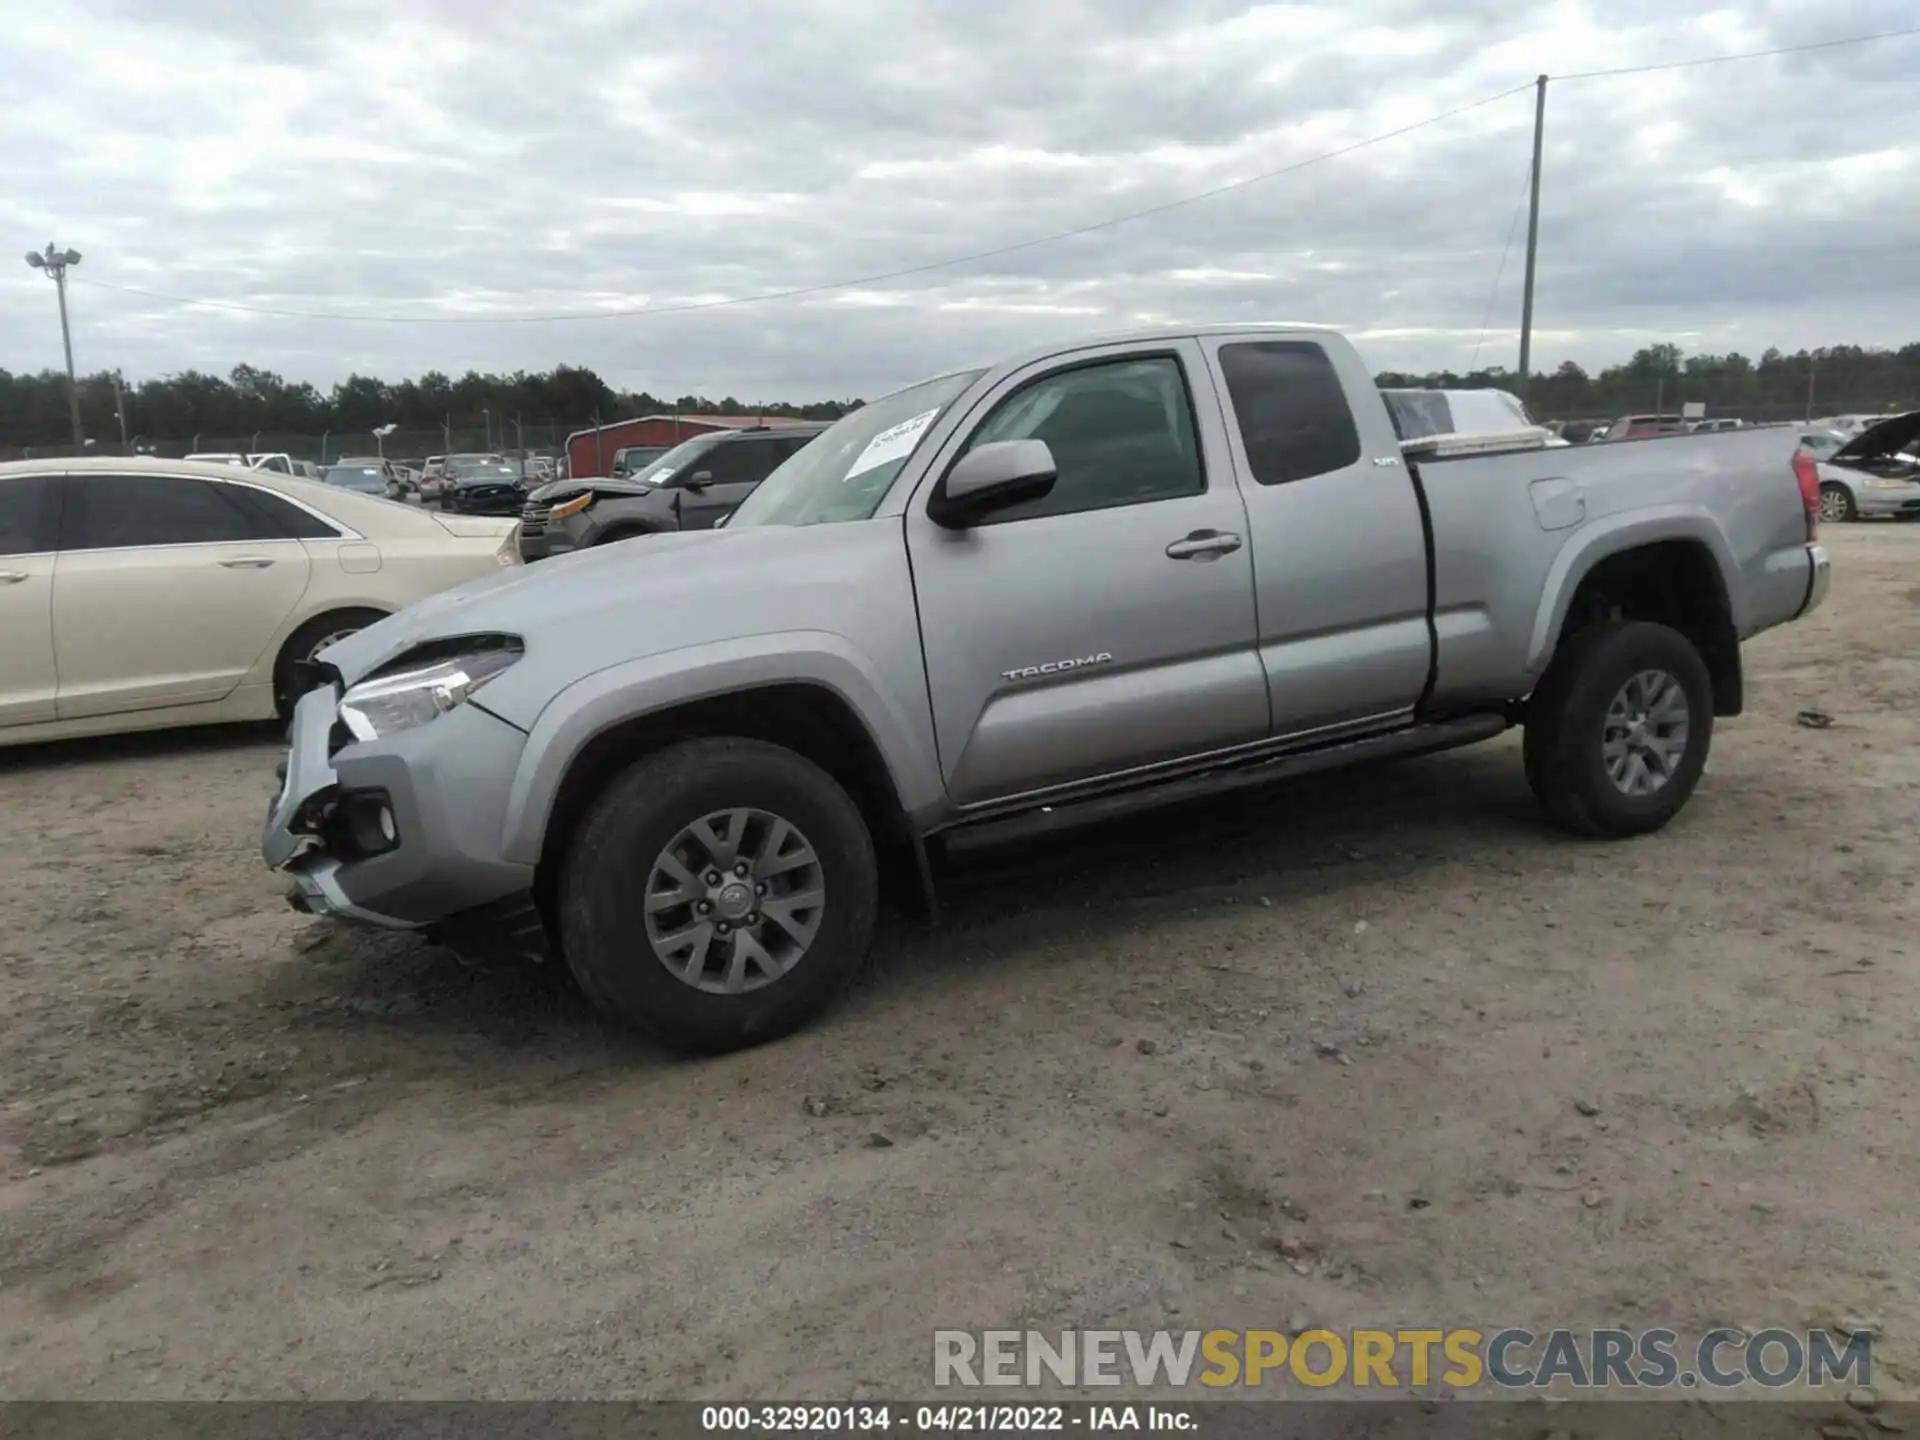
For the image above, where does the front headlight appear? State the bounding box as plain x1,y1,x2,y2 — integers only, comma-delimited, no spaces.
548,491,594,520
338,639,523,742
1863,478,1907,490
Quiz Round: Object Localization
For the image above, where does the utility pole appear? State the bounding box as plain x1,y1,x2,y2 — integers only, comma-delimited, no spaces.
110,370,130,452
1805,360,1816,422
24,243,85,448
1516,75,1547,405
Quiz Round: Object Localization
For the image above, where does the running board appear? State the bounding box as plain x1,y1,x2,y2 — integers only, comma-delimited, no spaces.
938,712,1510,853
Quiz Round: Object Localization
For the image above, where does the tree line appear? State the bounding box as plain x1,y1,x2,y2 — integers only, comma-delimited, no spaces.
4,341,1918,450
0,363,859,452
1378,342,1920,422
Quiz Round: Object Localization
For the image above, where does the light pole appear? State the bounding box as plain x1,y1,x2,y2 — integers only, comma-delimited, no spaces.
372,422,397,459
24,243,84,448
481,408,491,453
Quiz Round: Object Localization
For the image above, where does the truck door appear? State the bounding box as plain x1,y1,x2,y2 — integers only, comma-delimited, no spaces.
904,341,1268,808
1198,335,1433,738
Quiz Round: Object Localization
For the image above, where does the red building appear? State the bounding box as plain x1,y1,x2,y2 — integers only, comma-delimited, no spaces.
564,415,807,478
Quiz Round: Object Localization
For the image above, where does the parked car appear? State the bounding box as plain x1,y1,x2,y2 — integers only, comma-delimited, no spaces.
609,445,670,479
246,453,297,475
1601,414,1691,441
518,424,827,561
320,462,393,496
1797,428,1851,462
0,457,521,747
183,452,248,467
1814,414,1897,440
438,457,528,516
1556,419,1612,444
1810,410,1920,522
266,322,1829,1053
293,460,326,482
1688,418,1744,433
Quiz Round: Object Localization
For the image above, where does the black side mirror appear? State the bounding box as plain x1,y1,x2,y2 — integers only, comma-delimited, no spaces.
928,440,1057,528
684,470,713,491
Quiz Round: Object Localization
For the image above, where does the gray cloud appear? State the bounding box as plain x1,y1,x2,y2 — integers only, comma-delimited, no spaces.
1,0,1915,404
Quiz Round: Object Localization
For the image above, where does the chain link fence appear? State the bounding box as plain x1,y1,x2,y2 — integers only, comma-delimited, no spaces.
2,423,583,465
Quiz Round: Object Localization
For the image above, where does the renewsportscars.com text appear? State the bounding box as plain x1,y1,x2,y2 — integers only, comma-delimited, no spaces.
932,1327,1873,1391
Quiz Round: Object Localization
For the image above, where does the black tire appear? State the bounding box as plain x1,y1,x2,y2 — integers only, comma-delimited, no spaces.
557,738,879,1054
1522,620,1713,839
273,608,387,718
1819,482,1857,523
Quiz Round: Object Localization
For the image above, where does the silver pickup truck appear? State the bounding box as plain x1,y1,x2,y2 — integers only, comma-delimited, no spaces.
263,324,1831,1052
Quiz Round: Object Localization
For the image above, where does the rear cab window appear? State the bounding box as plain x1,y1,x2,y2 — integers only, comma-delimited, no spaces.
1216,341,1363,485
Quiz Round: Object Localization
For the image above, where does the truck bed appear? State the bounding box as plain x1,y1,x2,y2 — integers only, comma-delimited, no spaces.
1409,425,1816,710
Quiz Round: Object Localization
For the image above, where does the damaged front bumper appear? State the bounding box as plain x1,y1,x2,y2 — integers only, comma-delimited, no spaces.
262,682,545,953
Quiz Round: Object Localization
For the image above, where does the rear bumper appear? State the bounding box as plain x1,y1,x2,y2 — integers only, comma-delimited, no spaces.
1800,542,1831,618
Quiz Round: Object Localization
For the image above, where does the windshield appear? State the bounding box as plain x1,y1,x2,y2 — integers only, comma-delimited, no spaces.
728,371,984,528
323,465,387,491
627,437,719,485
451,461,517,479
1799,431,1846,460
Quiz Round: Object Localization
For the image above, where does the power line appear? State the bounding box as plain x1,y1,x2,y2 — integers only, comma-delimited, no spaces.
1553,22,1920,80
64,21,1920,328
77,82,1535,326
1468,157,1534,374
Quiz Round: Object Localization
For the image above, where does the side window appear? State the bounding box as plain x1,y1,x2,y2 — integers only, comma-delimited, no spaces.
1216,341,1362,486
64,474,259,551
705,439,782,485
0,475,56,556
777,434,815,460
224,484,340,540
957,356,1204,524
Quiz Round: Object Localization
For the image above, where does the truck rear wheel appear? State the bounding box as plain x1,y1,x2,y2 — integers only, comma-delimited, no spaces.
1523,620,1713,839
557,738,878,1054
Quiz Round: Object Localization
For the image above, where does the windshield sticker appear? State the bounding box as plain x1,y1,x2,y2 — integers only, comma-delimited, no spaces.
846,408,940,480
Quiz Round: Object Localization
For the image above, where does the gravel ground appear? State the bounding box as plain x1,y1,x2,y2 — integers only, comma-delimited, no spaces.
0,525,1915,1405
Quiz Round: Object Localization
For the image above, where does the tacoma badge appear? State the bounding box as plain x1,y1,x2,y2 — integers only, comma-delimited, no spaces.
1002,652,1114,683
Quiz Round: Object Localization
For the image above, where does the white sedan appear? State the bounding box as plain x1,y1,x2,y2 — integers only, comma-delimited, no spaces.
0,457,520,747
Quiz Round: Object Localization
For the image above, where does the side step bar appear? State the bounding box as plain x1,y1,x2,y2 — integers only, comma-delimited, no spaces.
939,712,1510,853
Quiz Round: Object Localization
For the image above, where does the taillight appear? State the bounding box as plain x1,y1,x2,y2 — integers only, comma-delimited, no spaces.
1792,449,1820,540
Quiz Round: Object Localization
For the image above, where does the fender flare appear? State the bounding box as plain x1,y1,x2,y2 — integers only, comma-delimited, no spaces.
496,630,945,866
1524,506,1743,676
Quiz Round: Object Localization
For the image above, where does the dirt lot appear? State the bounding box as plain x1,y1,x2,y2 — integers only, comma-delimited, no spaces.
1,526,1916,1404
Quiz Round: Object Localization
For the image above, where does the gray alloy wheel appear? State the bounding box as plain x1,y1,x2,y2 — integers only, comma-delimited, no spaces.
1818,484,1855,523
643,807,826,995
1601,668,1690,796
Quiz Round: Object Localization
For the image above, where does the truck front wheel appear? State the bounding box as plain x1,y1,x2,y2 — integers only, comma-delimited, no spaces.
1522,620,1714,839
557,738,879,1054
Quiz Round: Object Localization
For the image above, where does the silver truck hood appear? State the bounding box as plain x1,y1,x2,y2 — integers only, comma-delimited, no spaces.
314,522,908,724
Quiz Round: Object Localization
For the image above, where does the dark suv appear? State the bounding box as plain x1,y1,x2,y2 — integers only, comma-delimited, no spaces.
518,424,826,561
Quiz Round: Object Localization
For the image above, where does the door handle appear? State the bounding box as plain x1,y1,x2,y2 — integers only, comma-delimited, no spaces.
218,557,277,569
1165,530,1243,560
0,571,27,585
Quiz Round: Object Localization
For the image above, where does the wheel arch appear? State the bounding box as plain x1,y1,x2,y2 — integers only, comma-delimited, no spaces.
499,635,947,907
1534,531,1742,717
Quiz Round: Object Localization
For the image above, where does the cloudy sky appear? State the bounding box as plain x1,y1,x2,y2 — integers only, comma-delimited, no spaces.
2,0,1916,402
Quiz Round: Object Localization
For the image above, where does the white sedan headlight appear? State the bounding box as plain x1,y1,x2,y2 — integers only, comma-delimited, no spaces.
338,641,522,742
